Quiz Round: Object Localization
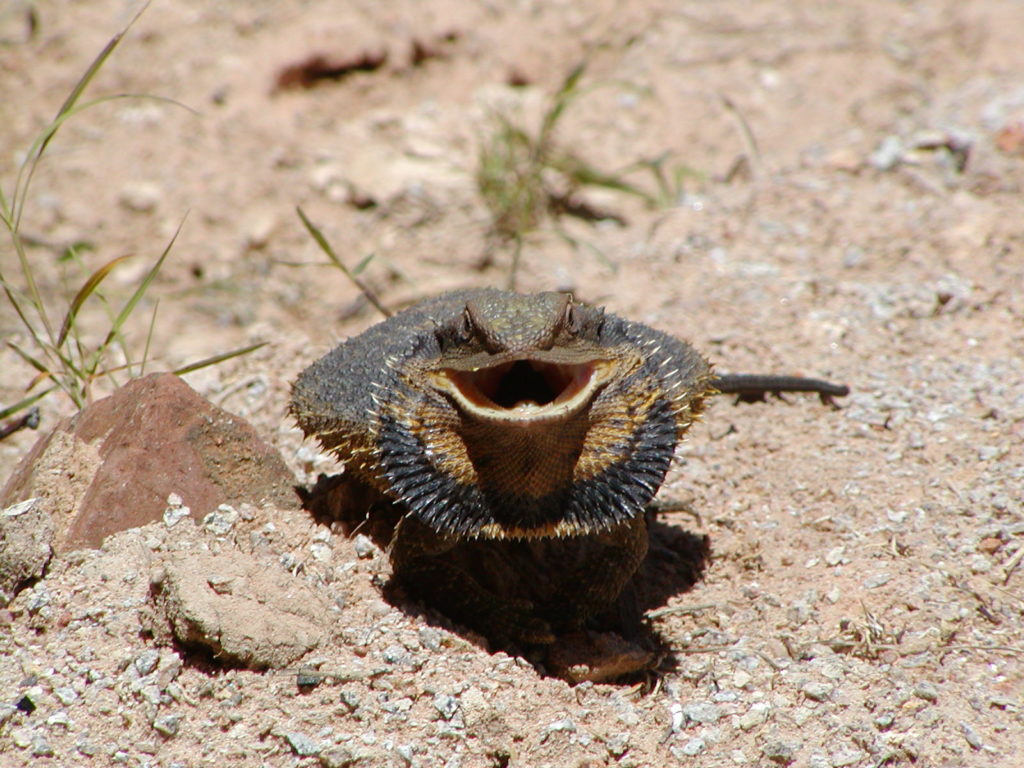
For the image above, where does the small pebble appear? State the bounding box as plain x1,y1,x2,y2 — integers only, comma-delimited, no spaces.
978,446,1002,461
913,682,939,702
432,693,459,720
545,718,576,733
3,498,39,517
163,496,191,527
417,627,443,651
202,505,239,536
54,686,79,705
284,731,320,757
153,714,183,737
841,245,865,267
353,534,376,558
310,542,332,562
977,537,1002,554
960,722,983,750
242,208,277,249
47,711,71,728
863,573,891,589
825,546,845,566
679,737,706,756
762,738,800,764
732,670,752,689
11,727,31,748
605,733,630,757
969,554,992,574
320,747,357,768
669,701,684,732
739,702,771,731
119,181,162,213
830,748,863,766
31,732,54,757
134,650,161,676
382,645,411,665
683,700,720,724
802,682,834,702
339,691,360,712
396,744,414,764
869,135,903,171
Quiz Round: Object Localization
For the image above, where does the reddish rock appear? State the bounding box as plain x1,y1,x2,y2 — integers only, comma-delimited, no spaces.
0,373,296,551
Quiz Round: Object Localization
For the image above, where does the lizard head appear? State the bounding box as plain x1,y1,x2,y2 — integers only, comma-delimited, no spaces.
292,288,712,541
427,292,617,426
396,291,677,539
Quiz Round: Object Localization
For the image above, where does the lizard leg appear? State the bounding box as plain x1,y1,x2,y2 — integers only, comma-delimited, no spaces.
388,515,556,645
543,514,649,631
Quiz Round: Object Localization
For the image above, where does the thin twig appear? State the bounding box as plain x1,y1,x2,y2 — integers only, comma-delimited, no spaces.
668,643,784,671
296,207,391,318
718,91,763,178
1002,546,1024,585
646,603,718,620
939,644,1024,656
0,406,40,440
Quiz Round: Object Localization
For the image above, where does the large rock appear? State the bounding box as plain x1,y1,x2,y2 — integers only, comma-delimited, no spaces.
0,498,54,607
144,544,331,669
0,373,296,552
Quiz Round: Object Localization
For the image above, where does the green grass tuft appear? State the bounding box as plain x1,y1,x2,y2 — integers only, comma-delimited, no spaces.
0,6,261,422
474,63,697,288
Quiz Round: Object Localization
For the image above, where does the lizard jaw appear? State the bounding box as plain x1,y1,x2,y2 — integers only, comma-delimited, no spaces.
431,359,608,424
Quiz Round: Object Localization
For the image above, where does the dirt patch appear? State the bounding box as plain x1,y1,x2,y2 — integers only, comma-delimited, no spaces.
1,1,1023,767
143,522,332,669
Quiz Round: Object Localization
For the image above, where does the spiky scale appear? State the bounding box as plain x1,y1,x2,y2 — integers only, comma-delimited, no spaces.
289,288,714,646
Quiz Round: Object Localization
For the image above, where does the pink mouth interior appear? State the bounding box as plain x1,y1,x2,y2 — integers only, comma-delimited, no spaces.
445,360,597,410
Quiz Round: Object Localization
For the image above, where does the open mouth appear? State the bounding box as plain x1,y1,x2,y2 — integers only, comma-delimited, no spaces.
432,358,604,423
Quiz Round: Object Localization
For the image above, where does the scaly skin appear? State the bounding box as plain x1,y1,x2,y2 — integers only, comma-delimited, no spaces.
290,289,715,645
291,289,714,645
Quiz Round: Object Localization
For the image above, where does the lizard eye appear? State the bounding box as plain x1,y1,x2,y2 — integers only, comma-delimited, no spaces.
563,301,590,336
435,308,474,351
460,307,474,339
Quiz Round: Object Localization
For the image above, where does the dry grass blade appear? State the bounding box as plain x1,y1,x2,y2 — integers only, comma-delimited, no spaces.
352,252,376,276
173,342,268,376
6,340,51,377
102,236,173,345
140,298,160,377
549,156,656,203
56,253,135,347
12,1,150,231
296,206,391,318
0,389,55,423
646,603,718,620
537,62,586,141
0,2,226,417
718,91,762,179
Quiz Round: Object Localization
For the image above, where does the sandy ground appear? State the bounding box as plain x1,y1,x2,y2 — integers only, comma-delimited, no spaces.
1,1,1023,766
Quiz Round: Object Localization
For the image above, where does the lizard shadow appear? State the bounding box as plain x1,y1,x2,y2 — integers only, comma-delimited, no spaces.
299,473,711,683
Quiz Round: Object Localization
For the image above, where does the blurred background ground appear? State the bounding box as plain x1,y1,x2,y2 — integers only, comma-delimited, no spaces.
1,1,1023,766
